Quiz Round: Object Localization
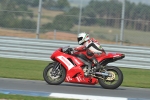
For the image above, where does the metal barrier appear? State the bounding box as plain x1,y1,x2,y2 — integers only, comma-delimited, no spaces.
0,36,150,69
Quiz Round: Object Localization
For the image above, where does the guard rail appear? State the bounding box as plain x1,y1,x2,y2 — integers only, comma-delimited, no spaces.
0,36,150,69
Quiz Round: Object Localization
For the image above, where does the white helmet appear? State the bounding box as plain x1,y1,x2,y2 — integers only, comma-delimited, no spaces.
77,32,90,45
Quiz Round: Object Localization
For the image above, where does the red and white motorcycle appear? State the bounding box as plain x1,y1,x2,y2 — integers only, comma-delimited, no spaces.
43,46,125,89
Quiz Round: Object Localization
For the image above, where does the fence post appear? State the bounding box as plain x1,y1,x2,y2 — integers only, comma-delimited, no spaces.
36,0,42,39
78,0,83,34
120,0,125,45
54,29,56,40
116,34,119,44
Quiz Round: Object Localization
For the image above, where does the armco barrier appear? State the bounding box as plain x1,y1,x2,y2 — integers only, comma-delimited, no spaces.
0,36,150,69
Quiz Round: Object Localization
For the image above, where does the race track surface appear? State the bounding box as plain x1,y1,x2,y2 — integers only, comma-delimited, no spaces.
0,78,150,99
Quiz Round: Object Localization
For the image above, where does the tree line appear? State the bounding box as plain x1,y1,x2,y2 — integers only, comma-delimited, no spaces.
0,0,36,29
0,0,150,32
0,0,69,30
82,0,150,31
43,0,150,32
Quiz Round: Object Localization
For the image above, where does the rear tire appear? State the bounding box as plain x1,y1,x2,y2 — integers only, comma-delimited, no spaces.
43,63,66,85
98,66,123,89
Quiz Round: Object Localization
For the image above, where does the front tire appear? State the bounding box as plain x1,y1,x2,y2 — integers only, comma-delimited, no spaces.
43,62,66,85
98,66,123,89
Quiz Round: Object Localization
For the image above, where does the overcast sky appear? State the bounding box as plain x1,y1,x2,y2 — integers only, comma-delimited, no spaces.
129,0,150,5
68,0,150,6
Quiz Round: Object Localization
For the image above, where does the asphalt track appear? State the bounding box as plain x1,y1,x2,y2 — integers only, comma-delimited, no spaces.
0,78,150,100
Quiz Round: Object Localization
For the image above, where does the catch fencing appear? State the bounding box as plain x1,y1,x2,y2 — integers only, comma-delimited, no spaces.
0,36,150,69
0,0,150,46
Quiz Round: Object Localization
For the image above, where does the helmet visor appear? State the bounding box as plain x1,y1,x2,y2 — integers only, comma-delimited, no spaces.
78,37,83,43
78,37,83,42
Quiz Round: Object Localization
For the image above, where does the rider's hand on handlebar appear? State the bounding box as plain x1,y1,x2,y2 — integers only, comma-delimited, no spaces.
67,48,74,54
68,48,74,51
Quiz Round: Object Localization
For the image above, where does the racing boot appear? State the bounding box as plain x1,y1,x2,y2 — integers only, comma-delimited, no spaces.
95,63,103,71
92,57,102,73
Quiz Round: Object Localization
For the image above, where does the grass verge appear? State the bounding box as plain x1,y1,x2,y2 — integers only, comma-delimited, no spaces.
0,93,72,100
0,57,150,88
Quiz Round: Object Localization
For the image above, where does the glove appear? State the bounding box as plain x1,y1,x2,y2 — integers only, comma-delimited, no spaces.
68,48,73,51
67,48,74,54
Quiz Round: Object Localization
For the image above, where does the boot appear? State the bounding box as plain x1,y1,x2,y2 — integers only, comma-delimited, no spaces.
95,63,102,71
91,57,102,72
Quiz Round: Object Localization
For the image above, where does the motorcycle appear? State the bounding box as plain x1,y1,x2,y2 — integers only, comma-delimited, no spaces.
43,46,125,89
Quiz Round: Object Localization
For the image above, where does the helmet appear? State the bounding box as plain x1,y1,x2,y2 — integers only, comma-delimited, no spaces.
77,32,90,45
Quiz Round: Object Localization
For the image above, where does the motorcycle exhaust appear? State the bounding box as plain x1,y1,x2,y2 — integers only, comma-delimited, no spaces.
95,72,111,77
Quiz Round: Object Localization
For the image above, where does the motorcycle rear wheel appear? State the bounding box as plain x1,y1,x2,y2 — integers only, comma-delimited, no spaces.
98,66,123,89
43,62,66,85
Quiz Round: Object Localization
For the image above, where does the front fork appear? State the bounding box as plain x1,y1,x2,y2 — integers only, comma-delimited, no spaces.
51,62,61,77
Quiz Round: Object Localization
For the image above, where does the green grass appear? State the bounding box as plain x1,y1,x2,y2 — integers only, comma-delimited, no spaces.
120,68,150,88
0,57,150,88
0,93,73,100
0,57,48,80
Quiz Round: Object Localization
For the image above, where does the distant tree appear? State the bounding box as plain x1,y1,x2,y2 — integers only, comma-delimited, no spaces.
42,23,53,30
43,0,56,9
56,0,70,10
84,0,150,31
83,0,122,27
19,19,36,29
42,7,79,31
30,0,39,7
65,7,79,24
53,14,74,31
82,7,97,26
0,0,35,29
15,0,39,7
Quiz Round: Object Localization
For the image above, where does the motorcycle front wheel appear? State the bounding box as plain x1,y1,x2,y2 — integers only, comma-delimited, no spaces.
98,66,123,89
43,62,66,85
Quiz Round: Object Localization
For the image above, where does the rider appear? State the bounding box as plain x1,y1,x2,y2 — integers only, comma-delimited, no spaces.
73,32,104,75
